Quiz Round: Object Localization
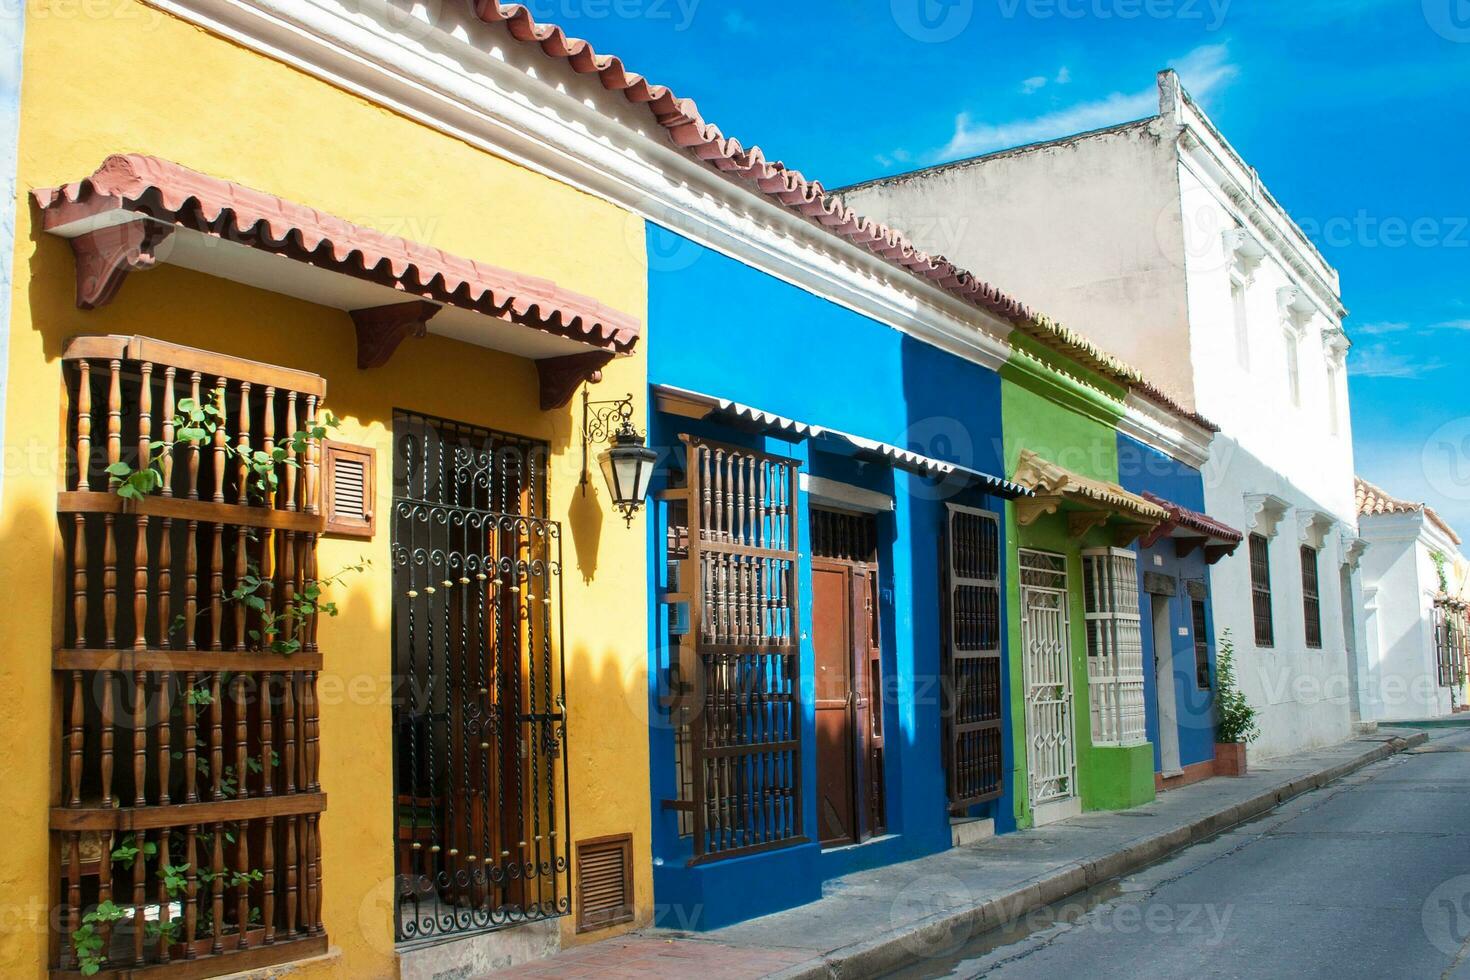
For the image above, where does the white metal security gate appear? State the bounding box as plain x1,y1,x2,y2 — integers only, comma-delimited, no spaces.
1019,550,1077,821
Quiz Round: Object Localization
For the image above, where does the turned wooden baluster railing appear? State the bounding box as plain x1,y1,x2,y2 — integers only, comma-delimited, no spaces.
55,337,331,973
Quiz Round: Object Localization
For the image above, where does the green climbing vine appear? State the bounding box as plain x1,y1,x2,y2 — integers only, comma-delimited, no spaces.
1432,549,1450,595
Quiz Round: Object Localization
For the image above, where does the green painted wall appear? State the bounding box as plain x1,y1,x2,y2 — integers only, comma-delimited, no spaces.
1001,348,1156,826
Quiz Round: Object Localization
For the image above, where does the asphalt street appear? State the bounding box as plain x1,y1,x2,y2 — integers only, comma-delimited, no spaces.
888,727,1470,980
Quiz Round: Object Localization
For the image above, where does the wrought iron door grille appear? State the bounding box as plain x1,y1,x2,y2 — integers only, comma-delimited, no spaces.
1019,549,1075,808
390,410,569,942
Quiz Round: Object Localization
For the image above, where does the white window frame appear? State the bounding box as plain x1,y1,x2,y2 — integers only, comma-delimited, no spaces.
1082,547,1148,747
1230,273,1251,370
1283,325,1302,407
1325,359,1341,436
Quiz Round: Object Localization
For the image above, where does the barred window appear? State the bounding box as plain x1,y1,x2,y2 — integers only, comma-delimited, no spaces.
943,505,1004,807
1301,545,1322,649
1434,602,1467,689
1249,533,1275,647
1082,548,1147,746
1192,598,1212,689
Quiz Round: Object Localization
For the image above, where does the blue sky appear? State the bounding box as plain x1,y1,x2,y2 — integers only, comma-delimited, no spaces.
525,0,1470,532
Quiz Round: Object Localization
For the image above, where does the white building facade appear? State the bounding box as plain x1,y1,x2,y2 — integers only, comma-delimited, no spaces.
843,69,1362,760
1356,478,1468,721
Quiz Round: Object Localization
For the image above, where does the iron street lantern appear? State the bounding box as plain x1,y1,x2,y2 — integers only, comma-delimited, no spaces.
582,389,656,526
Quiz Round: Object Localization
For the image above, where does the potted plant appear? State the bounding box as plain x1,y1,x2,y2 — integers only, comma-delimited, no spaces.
1213,628,1259,776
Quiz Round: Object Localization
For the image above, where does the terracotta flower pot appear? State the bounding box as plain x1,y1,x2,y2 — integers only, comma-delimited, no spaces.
1214,741,1247,777
169,926,267,959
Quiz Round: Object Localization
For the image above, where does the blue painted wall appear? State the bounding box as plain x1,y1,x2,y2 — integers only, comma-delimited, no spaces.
1116,434,1217,772
644,228,1013,928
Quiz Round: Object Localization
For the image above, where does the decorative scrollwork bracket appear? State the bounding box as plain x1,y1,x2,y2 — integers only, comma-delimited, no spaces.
581,388,636,495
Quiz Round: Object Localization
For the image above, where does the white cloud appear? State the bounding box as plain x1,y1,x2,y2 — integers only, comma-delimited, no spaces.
873,147,914,170
1351,343,1442,379
935,44,1238,161
1353,321,1409,336
1353,318,1470,338
1023,67,1070,94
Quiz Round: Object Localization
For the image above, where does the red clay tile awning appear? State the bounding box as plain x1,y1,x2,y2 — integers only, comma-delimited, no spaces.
1141,491,1243,564
32,154,641,365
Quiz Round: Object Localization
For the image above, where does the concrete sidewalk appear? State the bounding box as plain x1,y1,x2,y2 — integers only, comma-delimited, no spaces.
496,729,1427,979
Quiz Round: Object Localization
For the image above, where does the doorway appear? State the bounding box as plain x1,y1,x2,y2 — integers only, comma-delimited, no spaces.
1151,595,1182,775
1019,550,1078,825
810,508,885,847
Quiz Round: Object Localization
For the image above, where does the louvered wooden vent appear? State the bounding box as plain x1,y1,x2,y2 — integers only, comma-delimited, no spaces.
323,442,375,538
576,834,633,933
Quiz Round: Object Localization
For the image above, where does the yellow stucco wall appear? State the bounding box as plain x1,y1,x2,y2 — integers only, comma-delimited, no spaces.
3,3,650,976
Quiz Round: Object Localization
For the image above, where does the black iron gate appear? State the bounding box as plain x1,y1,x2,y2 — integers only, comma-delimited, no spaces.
391,410,570,941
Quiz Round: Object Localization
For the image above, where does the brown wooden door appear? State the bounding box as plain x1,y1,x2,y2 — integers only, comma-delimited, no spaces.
811,507,885,848
813,559,858,846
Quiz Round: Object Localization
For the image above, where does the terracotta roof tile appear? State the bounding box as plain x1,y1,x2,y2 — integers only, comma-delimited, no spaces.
1141,491,1244,545
33,153,641,353
471,1,1215,432
1356,476,1461,545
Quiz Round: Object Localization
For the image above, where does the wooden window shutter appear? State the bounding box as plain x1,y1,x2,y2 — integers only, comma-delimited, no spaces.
576,834,634,932
1081,548,1146,746
943,504,1004,808
324,441,375,538
667,434,804,862
56,336,331,974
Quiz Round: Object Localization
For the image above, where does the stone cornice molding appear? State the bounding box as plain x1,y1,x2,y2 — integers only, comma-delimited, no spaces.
1166,74,1345,323
1118,392,1212,469
1243,492,1291,539
1223,227,1267,283
1277,286,1318,338
1298,510,1335,550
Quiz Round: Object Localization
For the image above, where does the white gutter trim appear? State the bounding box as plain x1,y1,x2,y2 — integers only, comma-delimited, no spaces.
1118,392,1212,469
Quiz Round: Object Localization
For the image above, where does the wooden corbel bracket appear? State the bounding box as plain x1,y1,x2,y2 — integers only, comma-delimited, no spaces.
351,301,440,369
70,221,176,310
1204,543,1238,565
1067,509,1111,539
1174,535,1207,558
1015,494,1062,527
1111,522,1158,547
537,351,615,411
